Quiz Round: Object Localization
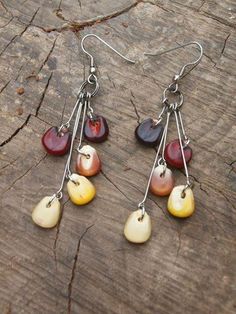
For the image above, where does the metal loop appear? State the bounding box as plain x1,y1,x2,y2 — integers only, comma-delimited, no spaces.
158,157,167,167
77,149,90,159
77,77,99,98
181,181,194,198
162,89,184,109
138,202,145,221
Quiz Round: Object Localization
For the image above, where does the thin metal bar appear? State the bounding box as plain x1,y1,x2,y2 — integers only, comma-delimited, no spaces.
55,99,84,196
76,96,88,151
178,110,189,143
138,112,171,215
174,109,190,185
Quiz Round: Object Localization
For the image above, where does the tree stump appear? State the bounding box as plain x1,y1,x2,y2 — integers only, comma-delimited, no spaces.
0,1,235,313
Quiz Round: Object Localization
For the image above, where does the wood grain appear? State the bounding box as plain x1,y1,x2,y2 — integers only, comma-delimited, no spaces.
0,0,235,313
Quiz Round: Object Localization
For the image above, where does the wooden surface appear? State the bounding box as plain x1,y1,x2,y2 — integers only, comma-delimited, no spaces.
0,1,236,313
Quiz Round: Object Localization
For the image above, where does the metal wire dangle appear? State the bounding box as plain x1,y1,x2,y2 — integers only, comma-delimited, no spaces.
124,40,203,244
138,111,171,219
47,93,86,205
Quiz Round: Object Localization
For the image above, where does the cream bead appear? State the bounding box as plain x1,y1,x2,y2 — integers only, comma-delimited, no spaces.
124,210,151,243
32,196,61,228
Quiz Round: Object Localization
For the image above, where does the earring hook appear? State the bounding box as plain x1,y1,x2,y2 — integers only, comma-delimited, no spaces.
144,41,203,80
81,33,135,73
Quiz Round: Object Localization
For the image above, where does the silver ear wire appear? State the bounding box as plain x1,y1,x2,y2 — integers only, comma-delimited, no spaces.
81,33,136,73
144,41,203,80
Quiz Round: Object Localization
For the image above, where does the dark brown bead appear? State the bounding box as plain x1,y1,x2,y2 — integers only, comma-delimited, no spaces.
135,118,164,147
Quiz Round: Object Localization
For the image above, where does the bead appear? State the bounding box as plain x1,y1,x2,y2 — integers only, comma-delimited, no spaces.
32,196,61,228
150,165,175,196
135,118,164,147
124,210,152,243
42,126,71,156
164,139,192,169
76,145,101,177
84,115,109,143
167,185,195,218
67,173,96,205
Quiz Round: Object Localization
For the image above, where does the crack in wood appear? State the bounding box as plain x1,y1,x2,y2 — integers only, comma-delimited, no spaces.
0,71,52,148
46,0,143,33
35,72,53,116
0,16,14,29
1,153,47,196
198,0,206,11
67,224,94,314
0,7,40,57
143,0,174,13
130,97,141,124
221,33,231,56
53,198,70,268
100,169,131,202
38,36,59,73
0,80,11,94
0,114,31,147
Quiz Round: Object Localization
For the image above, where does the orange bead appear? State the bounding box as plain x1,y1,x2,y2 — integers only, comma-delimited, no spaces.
76,145,101,177
150,165,175,196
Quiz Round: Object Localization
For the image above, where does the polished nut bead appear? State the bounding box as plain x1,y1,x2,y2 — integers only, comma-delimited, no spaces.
76,145,101,177
167,185,195,218
150,165,175,196
67,173,96,205
32,196,61,228
124,210,152,243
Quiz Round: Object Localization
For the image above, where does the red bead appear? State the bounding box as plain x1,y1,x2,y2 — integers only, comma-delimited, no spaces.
84,115,109,143
135,118,164,147
164,139,192,169
42,126,71,156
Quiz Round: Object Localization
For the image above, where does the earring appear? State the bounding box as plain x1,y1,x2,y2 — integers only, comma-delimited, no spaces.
31,34,135,229
124,42,203,243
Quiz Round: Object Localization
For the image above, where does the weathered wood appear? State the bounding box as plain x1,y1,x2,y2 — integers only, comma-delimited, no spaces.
0,0,235,313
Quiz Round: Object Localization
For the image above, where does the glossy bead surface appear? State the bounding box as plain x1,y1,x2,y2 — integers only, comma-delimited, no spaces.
84,115,109,143
150,165,175,196
42,126,71,156
135,118,164,147
76,145,101,177
124,210,151,243
67,173,96,205
164,139,192,169
167,185,195,218
32,196,61,228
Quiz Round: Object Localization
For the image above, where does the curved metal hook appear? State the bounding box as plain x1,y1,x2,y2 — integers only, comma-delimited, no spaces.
81,34,136,69
144,41,203,80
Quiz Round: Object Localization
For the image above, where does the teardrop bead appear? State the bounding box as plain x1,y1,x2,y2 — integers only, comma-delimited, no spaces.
164,139,192,169
76,145,101,177
124,210,152,243
42,126,71,156
150,165,175,196
84,115,109,143
167,185,195,218
32,196,61,228
67,173,96,205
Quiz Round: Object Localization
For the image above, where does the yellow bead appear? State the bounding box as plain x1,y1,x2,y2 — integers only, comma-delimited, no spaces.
124,210,152,243
167,185,195,218
67,173,96,205
32,196,61,228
